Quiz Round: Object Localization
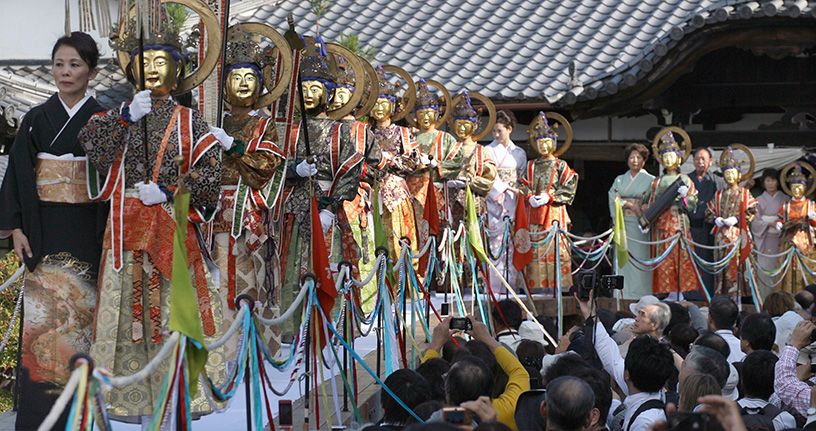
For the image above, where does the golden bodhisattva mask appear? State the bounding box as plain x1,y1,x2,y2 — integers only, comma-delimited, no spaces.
723,168,740,186
661,152,680,170
370,98,393,121
132,49,181,97
454,119,475,141
535,137,556,156
302,80,327,110
416,108,438,131
330,87,352,111
792,183,806,199
226,67,259,107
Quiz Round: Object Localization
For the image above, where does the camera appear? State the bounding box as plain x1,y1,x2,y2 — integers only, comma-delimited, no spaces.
442,407,473,425
450,317,472,331
668,412,710,431
575,270,623,300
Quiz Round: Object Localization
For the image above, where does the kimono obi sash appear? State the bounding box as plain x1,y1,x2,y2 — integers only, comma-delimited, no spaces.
35,154,91,204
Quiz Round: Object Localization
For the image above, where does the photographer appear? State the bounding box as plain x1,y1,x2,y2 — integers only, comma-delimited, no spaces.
774,320,816,417
423,316,530,429
577,295,674,431
708,296,745,363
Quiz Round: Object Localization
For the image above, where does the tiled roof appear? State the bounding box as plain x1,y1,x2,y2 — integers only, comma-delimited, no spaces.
231,0,816,105
0,60,131,120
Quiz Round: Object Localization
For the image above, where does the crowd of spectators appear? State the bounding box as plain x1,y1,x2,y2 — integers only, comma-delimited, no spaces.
360,287,816,431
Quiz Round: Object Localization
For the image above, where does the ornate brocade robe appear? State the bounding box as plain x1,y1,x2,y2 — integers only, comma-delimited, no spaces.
79,96,225,418
705,187,757,295
407,129,461,230
778,197,816,293
642,173,701,295
520,157,578,291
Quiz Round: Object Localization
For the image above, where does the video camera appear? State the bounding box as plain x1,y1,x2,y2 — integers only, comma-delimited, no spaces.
574,269,623,301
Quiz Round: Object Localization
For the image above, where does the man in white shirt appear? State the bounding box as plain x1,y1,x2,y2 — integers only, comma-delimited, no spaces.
709,296,746,363
738,350,797,431
578,296,674,431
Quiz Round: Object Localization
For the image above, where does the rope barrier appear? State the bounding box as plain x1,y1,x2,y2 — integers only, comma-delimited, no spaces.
0,265,24,293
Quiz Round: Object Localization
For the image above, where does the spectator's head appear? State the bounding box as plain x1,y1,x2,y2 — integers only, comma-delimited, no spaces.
543,352,590,385
442,336,468,363
542,353,611,430
466,340,497,373
708,296,739,331
474,422,513,431
633,302,671,337
380,369,432,425
678,373,721,412
492,299,522,331
682,346,729,389
763,291,795,317
668,323,699,358
665,302,691,336
624,336,675,393
543,376,595,431
416,358,450,402
525,365,544,389
739,313,776,353
761,168,780,193
796,290,814,312
694,332,731,360
517,339,547,370
741,351,778,400
413,400,444,422
444,356,493,405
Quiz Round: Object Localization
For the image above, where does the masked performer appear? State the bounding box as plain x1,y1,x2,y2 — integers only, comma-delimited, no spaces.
278,38,369,332
78,2,227,421
0,32,105,431
706,145,757,296
485,111,526,291
520,112,578,291
213,24,290,357
641,128,701,296
369,65,420,261
406,79,460,232
446,90,496,221
777,162,816,293
607,144,655,299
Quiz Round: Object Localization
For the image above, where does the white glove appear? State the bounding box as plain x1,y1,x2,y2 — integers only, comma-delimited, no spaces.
724,216,738,227
296,160,318,177
209,126,234,151
775,222,783,231
714,217,725,228
761,215,778,224
135,181,167,205
420,154,431,165
319,209,335,234
128,90,152,122
809,211,816,221
528,193,550,208
677,185,689,197
447,179,466,189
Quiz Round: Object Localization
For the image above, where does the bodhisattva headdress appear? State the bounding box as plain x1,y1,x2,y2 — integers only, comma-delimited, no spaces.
780,162,816,197
449,90,496,141
651,126,692,166
300,37,336,93
527,111,573,157
223,23,293,109
718,144,755,183
452,90,478,124
110,0,222,95
374,65,415,121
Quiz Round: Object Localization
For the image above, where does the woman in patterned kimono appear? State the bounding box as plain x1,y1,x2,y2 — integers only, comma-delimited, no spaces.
485,111,527,291
641,128,701,297
706,145,757,296
776,162,816,293
751,168,788,298
79,4,228,421
520,112,578,291
607,143,654,299
0,32,105,431
444,90,497,222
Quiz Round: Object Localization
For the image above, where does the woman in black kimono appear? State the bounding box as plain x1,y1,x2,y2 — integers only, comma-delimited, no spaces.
0,32,106,431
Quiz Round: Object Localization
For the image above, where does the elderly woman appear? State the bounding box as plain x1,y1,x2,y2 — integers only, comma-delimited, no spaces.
607,144,655,299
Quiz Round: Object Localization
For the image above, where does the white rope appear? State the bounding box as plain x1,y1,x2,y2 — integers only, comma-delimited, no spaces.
37,365,83,431
753,247,794,259
350,254,386,287
0,265,24,293
254,281,310,327
207,305,248,350
0,287,23,356
626,233,681,245
335,265,349,292
561,228,613,241
452,223,466,243
413,236,435,259
392,244,411,273
686,237,735,250
107,332,181,387
438,228,449,253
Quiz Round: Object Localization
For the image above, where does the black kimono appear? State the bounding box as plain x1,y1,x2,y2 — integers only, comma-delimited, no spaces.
0,93,106,431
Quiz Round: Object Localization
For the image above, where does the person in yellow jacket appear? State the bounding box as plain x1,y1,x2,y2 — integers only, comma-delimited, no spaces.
422,316,530,430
